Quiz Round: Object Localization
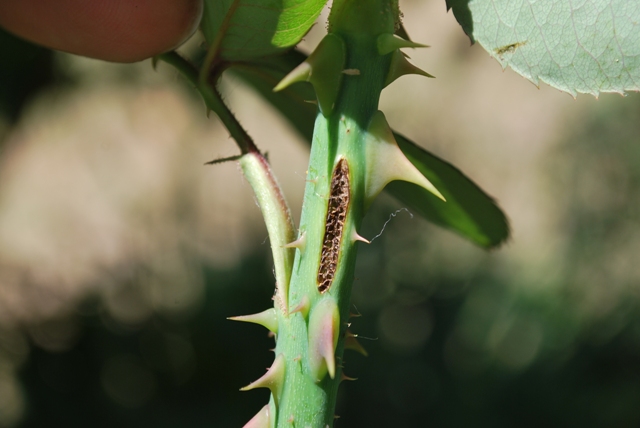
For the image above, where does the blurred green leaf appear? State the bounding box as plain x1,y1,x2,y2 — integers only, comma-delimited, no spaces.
447,0,640,96
233,51,509,248
0,28,54,122
389,133,509,248
228,50,317,139
200,0,326,61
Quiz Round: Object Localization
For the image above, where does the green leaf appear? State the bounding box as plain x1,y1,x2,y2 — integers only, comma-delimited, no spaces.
201,0,327,61
445,0,474,40
232,53,509,248
447,0,640,96
389,133,509,248
228,51,317,140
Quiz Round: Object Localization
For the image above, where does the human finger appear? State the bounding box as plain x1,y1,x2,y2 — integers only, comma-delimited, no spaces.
0,0,203,62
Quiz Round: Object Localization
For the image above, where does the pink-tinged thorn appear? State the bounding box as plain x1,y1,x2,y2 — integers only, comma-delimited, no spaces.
349,305,362,318
283,232,306,251
384,49,434,87
344,331,368,357
340,372,358,383
243,405,270,428
240,354,286,405
308,298,340,381
364,111,444,209
351,230,370,244
290,296,311,319
228,308,278,334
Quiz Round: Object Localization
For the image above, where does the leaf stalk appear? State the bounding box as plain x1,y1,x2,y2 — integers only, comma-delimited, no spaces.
157,51,258,155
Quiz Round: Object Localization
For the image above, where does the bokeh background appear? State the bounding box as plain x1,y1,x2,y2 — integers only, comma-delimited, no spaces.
2,1,640,427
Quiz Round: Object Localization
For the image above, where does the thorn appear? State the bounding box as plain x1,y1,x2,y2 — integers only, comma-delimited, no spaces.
228,308,278,334
344,331,368,356
243,405,270,428
395,22,411,41
384,50,434,87
342,69,360,75
283,232,306,251
364,111,444,208
240,354,286,406
377,33,429,56
151,56,160,70
204,154,243,166
340,372,358,382
350,305,362,318
303,99,318,105
290,296,311,319
351,229,370,244
273,33,346,116
308,298,340,381
206,108,212,118
273,62,312,92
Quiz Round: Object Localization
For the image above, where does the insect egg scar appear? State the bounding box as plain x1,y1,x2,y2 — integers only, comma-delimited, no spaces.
317,159,349,293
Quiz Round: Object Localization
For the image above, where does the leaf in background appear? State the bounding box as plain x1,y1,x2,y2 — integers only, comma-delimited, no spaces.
201,0,327,61
445,0,474,40
389,133,509,248
233,52,509,248
0,28,55,122
228,50,317,140
447,0,640,96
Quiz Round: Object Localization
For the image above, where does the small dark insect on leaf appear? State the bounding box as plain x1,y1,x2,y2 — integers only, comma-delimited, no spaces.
495,41,527,59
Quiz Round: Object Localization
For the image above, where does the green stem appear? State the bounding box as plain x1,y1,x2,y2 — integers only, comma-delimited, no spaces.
160,2,436,426
157,52,258,154
158,50,296,322
267,1,400,426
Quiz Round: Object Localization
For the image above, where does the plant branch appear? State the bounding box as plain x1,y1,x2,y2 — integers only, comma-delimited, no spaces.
157,51,258,154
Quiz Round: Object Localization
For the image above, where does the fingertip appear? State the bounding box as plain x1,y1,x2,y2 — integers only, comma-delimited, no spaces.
0,0,204,62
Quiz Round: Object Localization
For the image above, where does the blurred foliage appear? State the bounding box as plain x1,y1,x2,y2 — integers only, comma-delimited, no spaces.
0,28,56,123
17,253,278,428
12,234,640,428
